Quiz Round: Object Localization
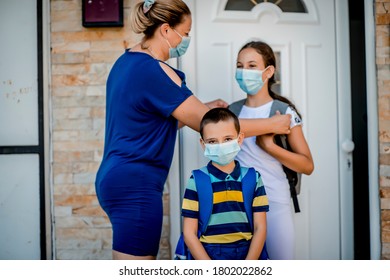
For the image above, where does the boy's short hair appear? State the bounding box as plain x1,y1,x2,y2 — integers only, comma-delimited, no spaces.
200,108,240,139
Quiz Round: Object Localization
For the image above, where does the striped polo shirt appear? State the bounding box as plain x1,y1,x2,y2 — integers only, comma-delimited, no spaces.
181,161,269,244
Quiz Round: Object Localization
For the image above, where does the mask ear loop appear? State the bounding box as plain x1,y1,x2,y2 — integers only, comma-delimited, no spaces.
199,137,206,150
172,28,184,39
263,66,274,83
237,132,245,145
260,66,269,83
164,27,181,49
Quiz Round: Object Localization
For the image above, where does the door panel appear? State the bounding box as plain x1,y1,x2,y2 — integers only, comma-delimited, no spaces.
0,155,40,259
0,0,42,259
0,0,39,146
179,0,352,259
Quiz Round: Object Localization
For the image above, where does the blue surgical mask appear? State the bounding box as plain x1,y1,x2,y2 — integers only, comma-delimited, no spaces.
235,67,269,95
166,29,191,58
203,139,241,166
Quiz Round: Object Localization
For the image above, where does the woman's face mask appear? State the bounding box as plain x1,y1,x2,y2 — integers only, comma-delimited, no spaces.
166,29,191,58
235,67,269,95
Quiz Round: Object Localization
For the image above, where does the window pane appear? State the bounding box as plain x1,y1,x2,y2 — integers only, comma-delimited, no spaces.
0,154,40,260
0,0,39,146
225,0,307,13
271,51,282,94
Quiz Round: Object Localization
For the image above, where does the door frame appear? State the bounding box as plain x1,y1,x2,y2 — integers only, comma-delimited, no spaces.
336,0,354,260
42,0,53,259
364,0,381,260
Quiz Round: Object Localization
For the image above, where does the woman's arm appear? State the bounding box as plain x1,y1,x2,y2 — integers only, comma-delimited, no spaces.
173,96,210,131
239,116,291,137
183,217,211,260
177,98,229,129
161,63,290,135
256,125,314,175
172,96,291,135
245,212,267,260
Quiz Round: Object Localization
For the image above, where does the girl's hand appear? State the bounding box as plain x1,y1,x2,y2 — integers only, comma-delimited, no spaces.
256,134,275,151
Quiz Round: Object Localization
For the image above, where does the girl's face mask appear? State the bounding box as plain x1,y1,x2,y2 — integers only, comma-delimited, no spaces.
235,67,269,95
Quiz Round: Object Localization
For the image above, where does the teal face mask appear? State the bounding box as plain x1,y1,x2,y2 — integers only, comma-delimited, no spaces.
166,29,191,58
235,67,268,95
203,139,241,166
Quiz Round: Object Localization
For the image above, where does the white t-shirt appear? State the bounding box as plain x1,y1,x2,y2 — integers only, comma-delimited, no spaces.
236,100,302,204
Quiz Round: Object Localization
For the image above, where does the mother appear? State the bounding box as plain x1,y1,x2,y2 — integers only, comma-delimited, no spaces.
95,0,290,260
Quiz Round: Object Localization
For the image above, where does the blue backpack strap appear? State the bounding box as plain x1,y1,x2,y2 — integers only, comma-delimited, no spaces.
240,167,256,230
241,167,270,260
192,167,213,234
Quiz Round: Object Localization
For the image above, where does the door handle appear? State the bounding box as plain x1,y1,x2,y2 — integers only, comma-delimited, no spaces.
341,139,355,153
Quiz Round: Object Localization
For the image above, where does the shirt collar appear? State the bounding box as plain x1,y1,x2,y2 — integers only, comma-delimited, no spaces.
206,160,241,181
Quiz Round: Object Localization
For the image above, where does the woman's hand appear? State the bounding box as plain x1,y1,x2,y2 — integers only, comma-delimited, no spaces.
269,113,291,135
204,98,229,109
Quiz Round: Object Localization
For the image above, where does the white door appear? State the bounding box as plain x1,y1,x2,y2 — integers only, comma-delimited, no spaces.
0,0,42,259
178,0,354,259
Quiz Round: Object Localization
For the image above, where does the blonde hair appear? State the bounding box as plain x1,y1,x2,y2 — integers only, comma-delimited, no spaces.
130,0,191,39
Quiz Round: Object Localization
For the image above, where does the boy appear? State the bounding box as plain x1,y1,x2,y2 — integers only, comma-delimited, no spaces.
181,108,269,260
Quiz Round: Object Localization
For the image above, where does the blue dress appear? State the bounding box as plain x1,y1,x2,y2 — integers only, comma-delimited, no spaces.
95,51,192,256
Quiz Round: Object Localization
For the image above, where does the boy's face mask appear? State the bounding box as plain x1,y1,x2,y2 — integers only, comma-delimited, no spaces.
203,139,241,166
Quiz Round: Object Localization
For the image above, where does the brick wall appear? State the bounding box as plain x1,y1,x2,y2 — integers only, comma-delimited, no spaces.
50,0,171,259
377,0,390,260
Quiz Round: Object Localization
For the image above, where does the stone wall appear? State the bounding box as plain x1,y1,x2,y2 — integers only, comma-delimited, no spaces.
50,0,170,259
376,0,390,260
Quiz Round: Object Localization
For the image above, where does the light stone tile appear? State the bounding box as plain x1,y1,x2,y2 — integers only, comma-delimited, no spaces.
54,206,72,217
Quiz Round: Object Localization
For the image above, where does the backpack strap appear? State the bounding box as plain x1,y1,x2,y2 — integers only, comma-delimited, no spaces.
240,167,256,230
269,99,289,117
192,167,213,234
175,168,210,260
269,99,290,151
269,100,301,213
241,166,269,260
228,98,246,116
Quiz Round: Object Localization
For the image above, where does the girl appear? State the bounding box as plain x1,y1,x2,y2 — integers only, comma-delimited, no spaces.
232,41,314,259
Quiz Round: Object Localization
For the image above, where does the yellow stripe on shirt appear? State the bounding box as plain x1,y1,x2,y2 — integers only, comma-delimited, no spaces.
182,198,199,212
200,232,252,244
252,195,269,207
213,190,243,204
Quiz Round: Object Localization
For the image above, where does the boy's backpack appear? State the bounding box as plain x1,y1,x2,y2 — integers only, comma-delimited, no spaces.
229,99,301,213
174,166,269,260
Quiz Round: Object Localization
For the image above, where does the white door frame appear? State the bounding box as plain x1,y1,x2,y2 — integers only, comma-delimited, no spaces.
335,0,354,260
364,0,381,260
42,0,54,259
